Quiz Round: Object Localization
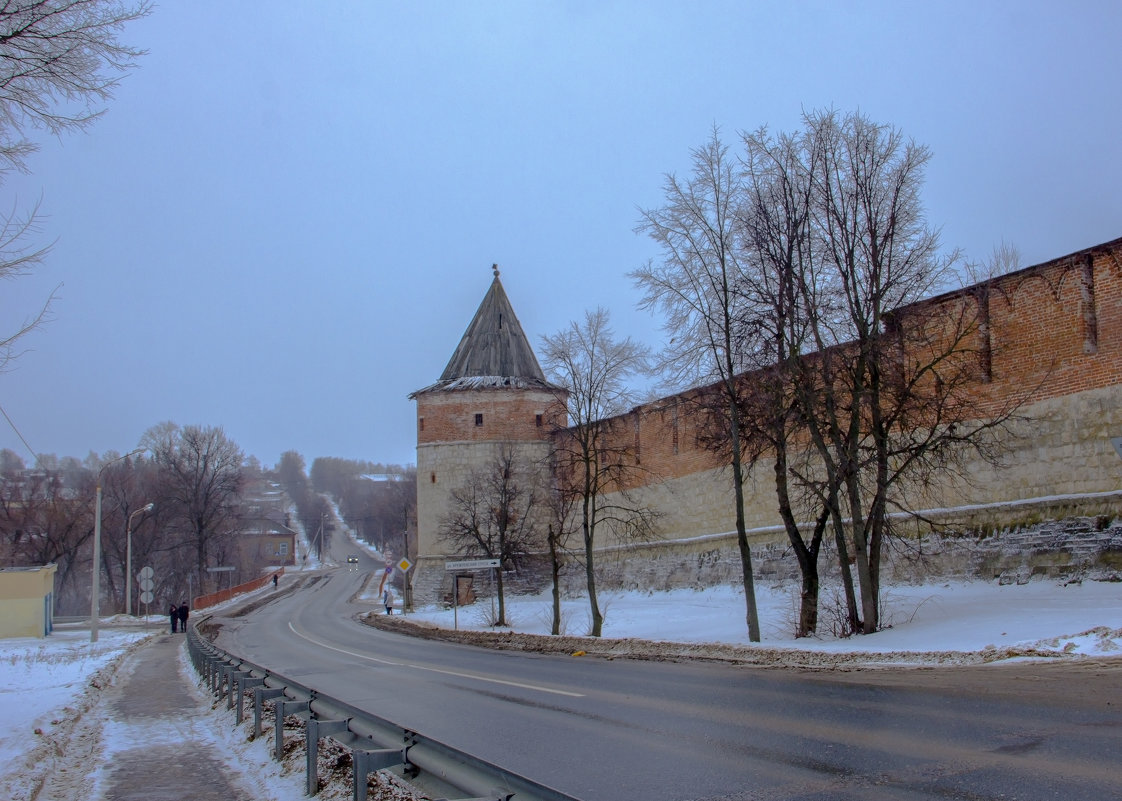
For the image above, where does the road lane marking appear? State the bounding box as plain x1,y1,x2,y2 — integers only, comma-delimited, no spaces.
287,621,585,698
404,662,585,697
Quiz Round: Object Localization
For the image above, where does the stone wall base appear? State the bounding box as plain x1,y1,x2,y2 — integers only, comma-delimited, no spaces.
409,497,1122,607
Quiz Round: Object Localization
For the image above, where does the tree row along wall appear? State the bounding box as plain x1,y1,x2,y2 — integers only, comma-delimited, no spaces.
572,237,1122,548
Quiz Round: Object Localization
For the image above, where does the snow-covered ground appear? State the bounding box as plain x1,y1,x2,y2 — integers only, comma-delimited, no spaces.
398,577,1122,659
2,577,1119,800
0,623,154,801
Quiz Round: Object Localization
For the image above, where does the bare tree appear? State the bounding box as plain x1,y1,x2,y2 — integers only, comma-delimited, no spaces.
733,122,838,637
633,130,763,642
773,110,1025,634
542,475,577,636
0,467,93,612
0,0,151,171
540,307,655,637
143,423,244,595
0,1,150,372
438,444,544,627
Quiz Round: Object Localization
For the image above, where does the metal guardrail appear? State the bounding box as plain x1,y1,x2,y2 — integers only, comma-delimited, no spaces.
185,624,580,801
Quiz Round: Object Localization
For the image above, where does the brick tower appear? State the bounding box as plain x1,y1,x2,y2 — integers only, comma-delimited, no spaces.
410,266,567,602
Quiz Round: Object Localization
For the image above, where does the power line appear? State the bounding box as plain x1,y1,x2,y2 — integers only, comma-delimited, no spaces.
0,400,41,467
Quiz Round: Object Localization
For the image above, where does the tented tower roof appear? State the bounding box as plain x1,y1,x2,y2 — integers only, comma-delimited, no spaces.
412,266,561,395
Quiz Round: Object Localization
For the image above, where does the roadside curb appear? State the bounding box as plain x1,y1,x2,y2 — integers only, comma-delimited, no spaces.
359,611,1115,670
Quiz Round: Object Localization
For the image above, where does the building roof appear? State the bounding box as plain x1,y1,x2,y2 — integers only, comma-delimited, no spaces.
412,266,562,396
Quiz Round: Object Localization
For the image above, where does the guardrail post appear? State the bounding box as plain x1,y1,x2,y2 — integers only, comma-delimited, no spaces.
352,748,404,801
228,670,250,710
306,718,350,796
275,699,309,761
236,676,264,724
203,655,219,692
223,664,241,709
254,686,285,740
214,655,232,691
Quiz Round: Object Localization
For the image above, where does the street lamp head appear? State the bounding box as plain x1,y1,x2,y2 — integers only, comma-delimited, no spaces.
142,502,155,512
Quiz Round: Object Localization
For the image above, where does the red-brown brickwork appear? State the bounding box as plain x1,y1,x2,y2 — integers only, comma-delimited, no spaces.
416,389,567,444
571,237,1122,492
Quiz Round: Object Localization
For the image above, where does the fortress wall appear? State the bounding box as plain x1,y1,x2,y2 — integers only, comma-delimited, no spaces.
410,240,1122,606
577,239,1122,547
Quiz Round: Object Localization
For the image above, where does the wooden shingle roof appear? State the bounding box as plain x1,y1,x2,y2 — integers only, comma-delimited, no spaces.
412,267,561,396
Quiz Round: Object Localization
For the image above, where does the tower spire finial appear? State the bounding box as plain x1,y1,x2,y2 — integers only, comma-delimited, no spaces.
492,263,500,278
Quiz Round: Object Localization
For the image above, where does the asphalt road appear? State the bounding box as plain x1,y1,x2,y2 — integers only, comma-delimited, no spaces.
210,549,1122,801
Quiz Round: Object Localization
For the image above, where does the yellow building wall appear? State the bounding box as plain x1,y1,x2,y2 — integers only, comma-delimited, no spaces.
0,564,57,638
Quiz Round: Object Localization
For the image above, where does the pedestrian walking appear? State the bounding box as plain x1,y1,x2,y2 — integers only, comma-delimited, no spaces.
382,587,393,615
272,573,278,589
169,604,178,634
177,602,189,632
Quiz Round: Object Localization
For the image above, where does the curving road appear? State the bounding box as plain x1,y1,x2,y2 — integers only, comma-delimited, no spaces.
210,547,1122,801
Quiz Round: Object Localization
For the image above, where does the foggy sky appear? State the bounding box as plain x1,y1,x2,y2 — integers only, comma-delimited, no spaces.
2,1,1119,470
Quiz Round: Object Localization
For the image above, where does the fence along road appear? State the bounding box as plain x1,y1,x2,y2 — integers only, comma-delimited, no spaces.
186,626,577,801
200,550,1122,801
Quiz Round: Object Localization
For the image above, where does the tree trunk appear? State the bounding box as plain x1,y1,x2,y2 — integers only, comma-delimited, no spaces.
495,566,506,626
548,524,561,636
729,396,761,642
585,518,602,636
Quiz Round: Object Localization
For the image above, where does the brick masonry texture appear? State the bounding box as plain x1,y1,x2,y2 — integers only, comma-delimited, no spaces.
411,238,1122,601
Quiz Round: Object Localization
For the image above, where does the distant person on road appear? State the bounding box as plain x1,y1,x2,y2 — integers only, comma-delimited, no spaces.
382,587,393,615
272,573,278,589
169,604,178,634
177,602,189,632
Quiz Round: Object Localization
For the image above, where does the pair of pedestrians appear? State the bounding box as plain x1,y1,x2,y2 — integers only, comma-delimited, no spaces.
168,603,189,633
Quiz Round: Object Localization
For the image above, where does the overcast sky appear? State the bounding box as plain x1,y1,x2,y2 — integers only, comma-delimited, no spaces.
1,1,1119,471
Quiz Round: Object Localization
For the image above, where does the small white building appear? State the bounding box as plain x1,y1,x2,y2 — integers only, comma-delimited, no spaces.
0,564,57,638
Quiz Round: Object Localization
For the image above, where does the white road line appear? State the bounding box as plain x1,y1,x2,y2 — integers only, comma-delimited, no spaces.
287,620,585,698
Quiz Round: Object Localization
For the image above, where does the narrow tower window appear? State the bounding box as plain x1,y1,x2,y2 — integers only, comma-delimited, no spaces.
475,413,484,426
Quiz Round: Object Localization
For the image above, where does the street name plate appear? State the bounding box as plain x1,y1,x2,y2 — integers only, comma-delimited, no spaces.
444,558,500,570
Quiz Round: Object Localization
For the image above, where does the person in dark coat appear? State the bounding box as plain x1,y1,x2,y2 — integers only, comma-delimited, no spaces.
169,604,178,634
177,602,189,632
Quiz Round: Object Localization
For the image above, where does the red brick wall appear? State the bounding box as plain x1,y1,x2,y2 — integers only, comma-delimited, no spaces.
416,389,567,444
578,237,1122,490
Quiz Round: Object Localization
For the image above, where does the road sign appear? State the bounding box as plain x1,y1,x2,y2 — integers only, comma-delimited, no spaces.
206,566,236,572
138,566,154,580
139,590,154,604
445,558,500,571
139,578,154,592
397,558,414,572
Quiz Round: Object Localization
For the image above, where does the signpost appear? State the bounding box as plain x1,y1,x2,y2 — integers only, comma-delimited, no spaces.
137,566,155,627
207,565,236,592
445,558,500,570
444,558,501,630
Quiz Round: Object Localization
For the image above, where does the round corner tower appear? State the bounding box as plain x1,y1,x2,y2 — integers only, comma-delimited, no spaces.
409,266,567,602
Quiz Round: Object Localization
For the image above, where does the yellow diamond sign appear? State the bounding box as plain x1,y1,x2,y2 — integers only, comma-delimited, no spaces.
397,558,414,573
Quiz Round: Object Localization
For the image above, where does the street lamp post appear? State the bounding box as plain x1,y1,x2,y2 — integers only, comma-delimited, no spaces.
91,448,145,643
125,503,154,616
